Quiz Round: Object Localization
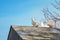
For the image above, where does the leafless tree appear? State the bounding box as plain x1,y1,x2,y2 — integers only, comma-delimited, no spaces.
42,0,60,28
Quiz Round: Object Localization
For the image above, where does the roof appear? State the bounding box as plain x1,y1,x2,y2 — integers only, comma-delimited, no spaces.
8,25,60,40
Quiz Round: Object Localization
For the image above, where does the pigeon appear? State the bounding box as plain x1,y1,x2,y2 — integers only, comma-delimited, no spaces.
32,18,38,27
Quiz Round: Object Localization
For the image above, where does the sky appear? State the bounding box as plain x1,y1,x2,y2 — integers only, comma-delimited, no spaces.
0,0,59,40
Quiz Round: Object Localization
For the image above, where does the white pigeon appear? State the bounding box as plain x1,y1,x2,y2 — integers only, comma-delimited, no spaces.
40,20,49,27
32,18,38,27
46,20,55,28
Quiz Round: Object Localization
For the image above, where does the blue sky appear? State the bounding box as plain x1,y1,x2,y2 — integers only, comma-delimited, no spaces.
0,0,59,40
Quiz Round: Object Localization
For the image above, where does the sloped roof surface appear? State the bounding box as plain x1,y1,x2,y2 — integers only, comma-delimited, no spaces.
12,25,60,40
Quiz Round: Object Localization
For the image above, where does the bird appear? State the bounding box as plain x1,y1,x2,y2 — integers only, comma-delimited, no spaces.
46,20,54,28
40,19,49,27
32,17,38,27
